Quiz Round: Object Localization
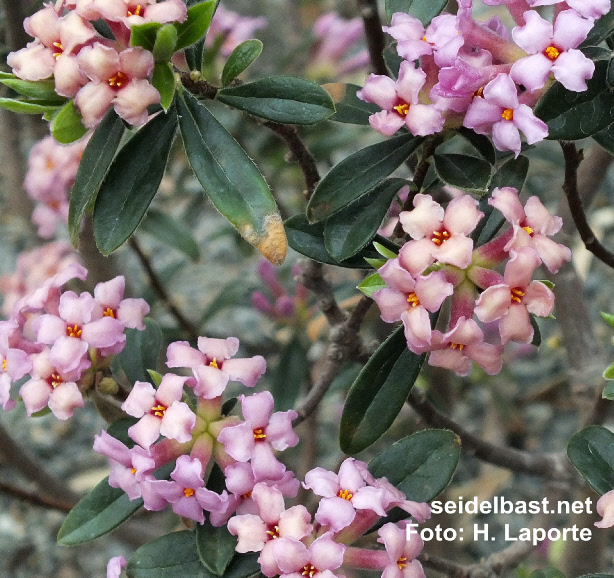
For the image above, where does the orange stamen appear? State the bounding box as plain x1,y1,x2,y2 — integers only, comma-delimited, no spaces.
253,427,267,441
209,358,219,369
407,292,420,308
103,307,115,318
501,108,514,121
302,564,317,578
108,71,128,89
544,46,560,61
66,324,82,338
184,488,195,498
397,557,408,570
151,404,167,418
511,287,525,303
431,230,450,246
393,103,410,116
337,488,353,500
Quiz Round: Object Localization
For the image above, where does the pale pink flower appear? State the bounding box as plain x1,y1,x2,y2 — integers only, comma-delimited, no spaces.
357,61,444,137
93,276,150,334
474,247,555,344
378,523,425,578
206,4,267,57
0,320,32,411
488,187,572,273
106,556,127,578
122,374,196,448
595,490,614,528
526,0,611,20
75,43,160,128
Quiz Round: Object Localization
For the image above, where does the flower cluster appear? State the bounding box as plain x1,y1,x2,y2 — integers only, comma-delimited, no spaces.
357,0,609,155
7,0,188,127
24,135,89,238
372,188,571,376
0,264,149,419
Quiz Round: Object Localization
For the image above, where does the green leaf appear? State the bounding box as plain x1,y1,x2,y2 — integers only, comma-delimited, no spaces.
340,327,426,454
324,178,407,261
582,7,614,47
457,127,496,165
385,0,447,25
51,101,88,144
535,61,614,140
530,315,542,347
433,153,491,194
147,369,164,387
196,522,237,575
326,83,380,125
307,134,422,222
567,425,614,495
582,46,613,61
69,109,125,245
153,23,178,62
271,336,309,411
357,272,386,297
473,155,529,246
177,90,286,265
57,478,142,545
140,209,200,261
0,78,65,101
530,568,567,578
603,363,614,381
216,76,335,125
93,109,177,254
285,215,378,269
593,122,614,154
152,63,176,112
369,429,461,502
602,311,614,328
174,0,217,51
106,417,139,448
373,240,399,259
130,22,162,50
112,318,162,385
221,39,263,86
0,97,61,114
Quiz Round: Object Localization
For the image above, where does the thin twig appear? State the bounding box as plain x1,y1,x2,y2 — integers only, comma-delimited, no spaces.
560,141,614,269
407,388,575,481
297,260,347,326
129,237,199,341
356,0,389,76
0,480,74,512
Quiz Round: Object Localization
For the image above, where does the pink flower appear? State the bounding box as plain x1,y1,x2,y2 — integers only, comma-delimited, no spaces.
106,556,127,578
206,4,267,57
526,0,611,20
474,247,555,344
217,391,298,482
510,10,594,92
75,44,160,128
378,523,425,578
122,374,196,448
93,276,150,332
488,187,572,273
595,490,614,528
0,321,32,411
166,336,266,399
463,73,548,156
398,193,483,269
357,61,444,137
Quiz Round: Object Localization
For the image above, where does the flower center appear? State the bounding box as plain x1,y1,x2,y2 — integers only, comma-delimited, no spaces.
397,557,408,570
450,343,464,351
337,488,353,500
407,292,421,308
108,71,128,90
253,427,267,441
127,4,143,16
266,524,280,539
50,373,63,388
103,307,116,318
66,324,82,338
131,467,137,474
544,45,560,61
510,287,525,304
151,403,167,418
393,102,410,116
52,42,64,60
501,108,514,121
431,229,450,246
522,225,534,236
1,359,5,372
241,491,252,500
472,87,484,99
209,357,219,369
184,487,195,498
302,564,318,578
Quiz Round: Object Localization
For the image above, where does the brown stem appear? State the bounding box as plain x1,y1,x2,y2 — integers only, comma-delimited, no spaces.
356,0,389,76
128,237,199,341
0,480,74,512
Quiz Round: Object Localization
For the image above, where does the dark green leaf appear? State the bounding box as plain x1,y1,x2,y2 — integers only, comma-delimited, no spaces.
324,178,407,261
140,209,200,261
112,318,162,385
93,109,177,254
271,336,309,411
130,22,162,51
69,109,125,245
385,0,447,25
567,425,614,495
174,0,217,51
51,101,88,144
216,76,335,125
196,521,237,575
153,23,178,62
152,62,176,112
357,272,386,297
106,417,139,448
582,46,613,61
369,429,461,502
535,61,614,140
383,43,403,78
0,78,65,101
582,7,614,47
285,215,378,268
177,90,286,265
221,39,263,86
530,315,542,347
0,97,61,114
458,128,496,165
433,153,491,194
307,134,421,222
326,83,380,125
340,327,426,454
593,122,614,154
473,155,529,246
57,479,142,545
